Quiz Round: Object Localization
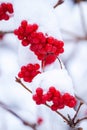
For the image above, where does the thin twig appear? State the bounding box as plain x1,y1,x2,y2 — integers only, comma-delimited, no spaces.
45,103,69,124
15,77,32,93
53,0,64,8
72,102,83,123
63,36,87,42
0,31,14,35
57,57,63,69
0,101,37,130
75,116,87,125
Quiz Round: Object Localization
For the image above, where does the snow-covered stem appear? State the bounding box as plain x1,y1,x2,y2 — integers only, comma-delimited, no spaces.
0,101,37,130
53,0,64,8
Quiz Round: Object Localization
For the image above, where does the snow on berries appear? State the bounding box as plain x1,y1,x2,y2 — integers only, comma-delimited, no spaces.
18,63,41,82
32,68,76,110
32,69,75,96
0,2,14,20
14,20,64,65
32,86,77,111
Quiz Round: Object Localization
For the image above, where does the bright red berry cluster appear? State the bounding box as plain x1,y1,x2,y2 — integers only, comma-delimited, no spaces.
33,87,77,111
18,63,41,82
14,20,64,65
0,2,14,20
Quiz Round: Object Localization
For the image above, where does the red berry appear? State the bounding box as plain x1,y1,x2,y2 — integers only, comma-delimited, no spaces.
37,117,43,125
51,104,58,111
36,87,43,96
49,86,56,93
21,20,28,27
0,2,14,21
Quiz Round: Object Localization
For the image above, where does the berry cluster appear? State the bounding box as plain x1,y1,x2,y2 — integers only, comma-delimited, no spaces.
33,87,77,111
0,2,14,20
18,63,41,82
14,20,64,65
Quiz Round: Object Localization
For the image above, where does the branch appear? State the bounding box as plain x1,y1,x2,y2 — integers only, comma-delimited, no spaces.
75,116,87,125
15,77,32,93
53,0,64,8
72,102,83,123
45,103,69,124
15,77,69,125
57,57,63,69
0,31,14,35
0,101,37,130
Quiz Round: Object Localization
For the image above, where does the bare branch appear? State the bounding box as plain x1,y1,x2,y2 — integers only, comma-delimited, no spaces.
0,31,14,35
72,102,83,123
75,116,87,125
15,77,32,93
57,57,63,69
53,0,64,8
0,101,37,130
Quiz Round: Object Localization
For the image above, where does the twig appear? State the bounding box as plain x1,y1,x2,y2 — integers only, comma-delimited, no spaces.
72,102,83,123
57,57,63,69
75,116,87,125
45,103,69,124
53,0,64,8
63,36,87,42
0,101,37,130
0,31,14,35
15,77,32,93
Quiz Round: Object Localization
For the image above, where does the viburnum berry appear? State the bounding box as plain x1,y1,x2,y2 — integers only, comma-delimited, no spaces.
14,20,39,46
0,2,14,21
14,20,64,65
62,93,77,108
18,63,41,82
36,87,43,96
32,86,77,110
0,33,4,40
37,117,43,125
51,104,58,111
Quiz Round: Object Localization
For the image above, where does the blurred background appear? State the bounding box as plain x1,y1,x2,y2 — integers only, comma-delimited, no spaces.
0,0,87,129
